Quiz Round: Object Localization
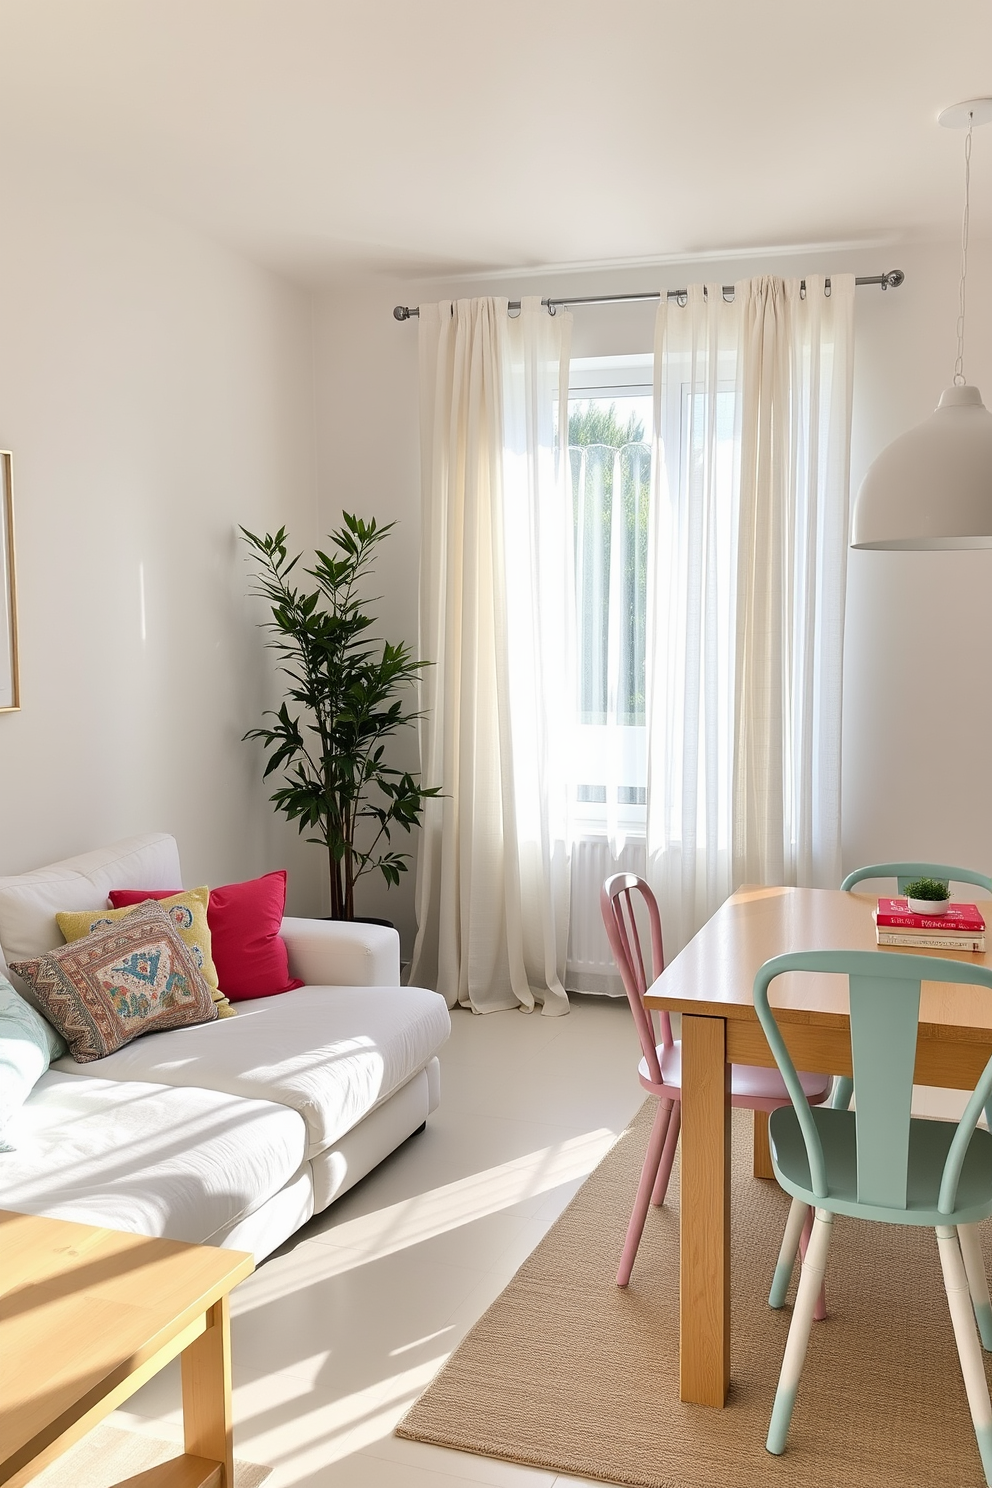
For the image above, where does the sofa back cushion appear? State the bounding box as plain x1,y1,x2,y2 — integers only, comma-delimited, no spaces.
0,834,182,971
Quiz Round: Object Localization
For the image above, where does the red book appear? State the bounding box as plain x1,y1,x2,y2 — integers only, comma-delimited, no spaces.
875,897,986,932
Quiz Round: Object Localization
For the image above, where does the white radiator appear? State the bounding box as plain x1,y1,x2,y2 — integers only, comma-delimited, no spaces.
566,835,646,995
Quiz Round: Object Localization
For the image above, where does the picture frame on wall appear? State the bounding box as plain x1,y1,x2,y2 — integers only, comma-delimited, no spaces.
0,452,19,713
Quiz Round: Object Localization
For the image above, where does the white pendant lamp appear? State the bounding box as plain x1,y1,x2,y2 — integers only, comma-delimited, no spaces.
852,99,992,550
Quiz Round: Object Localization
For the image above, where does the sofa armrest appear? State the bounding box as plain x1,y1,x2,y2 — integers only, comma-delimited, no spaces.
280,916,401,988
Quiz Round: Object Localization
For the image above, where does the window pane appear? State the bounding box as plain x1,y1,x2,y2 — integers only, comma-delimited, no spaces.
568,390,651,818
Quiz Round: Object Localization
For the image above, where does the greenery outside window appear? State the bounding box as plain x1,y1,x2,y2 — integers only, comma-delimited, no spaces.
568,355,652,833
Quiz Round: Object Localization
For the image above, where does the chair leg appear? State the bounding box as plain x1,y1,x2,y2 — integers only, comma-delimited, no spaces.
650,1102,681,1206
797,1205,828,1321
617,1099,672,1289
769,1197,808,1309
937,1225,992,1485
831,1075,854,1110
766,1208,833,1456
958,1223,992,1351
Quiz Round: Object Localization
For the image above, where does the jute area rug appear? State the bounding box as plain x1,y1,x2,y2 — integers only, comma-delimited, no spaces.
398,1101,992,1488
27,1423,270,1487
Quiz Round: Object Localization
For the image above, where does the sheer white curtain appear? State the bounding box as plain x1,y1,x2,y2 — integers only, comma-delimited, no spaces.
410,297,573,1014
646,275,855,952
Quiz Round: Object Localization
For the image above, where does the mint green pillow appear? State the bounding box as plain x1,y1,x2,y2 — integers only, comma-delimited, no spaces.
0,974,65,1150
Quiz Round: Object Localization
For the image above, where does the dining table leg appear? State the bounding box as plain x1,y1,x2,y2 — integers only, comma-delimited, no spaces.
679,1012,731,1406
752,1109,774,1179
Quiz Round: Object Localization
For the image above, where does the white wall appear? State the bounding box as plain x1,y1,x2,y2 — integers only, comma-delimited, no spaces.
0,163,323,914
315,238,992,944
844,242,992,878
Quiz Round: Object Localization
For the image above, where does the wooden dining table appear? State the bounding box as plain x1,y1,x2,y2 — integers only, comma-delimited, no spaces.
644,883,992,1409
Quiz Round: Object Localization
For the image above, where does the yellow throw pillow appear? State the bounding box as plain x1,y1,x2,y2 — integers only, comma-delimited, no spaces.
56,888,236,1019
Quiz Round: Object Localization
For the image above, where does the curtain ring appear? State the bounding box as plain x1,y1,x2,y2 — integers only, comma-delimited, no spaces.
677,291,688,307
800,280,807,300
722,288,734,302
824,277,832,297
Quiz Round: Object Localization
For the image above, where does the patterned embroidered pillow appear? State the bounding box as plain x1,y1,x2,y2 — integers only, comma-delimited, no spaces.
55,888,236,1019
10,900,218,1062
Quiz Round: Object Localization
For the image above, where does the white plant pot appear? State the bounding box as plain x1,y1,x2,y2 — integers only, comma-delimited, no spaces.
908,896,951,916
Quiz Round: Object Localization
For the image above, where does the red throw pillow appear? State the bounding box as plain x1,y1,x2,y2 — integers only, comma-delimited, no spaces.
109,871,304,1001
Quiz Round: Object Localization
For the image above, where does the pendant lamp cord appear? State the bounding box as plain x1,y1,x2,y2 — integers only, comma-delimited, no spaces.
954,116,974,386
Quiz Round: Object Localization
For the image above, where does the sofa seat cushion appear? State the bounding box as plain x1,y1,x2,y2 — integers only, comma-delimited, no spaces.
0,1070,308,1244
51,985,450,1159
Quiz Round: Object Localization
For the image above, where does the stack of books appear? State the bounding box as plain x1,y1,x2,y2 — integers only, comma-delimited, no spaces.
874,898,986,952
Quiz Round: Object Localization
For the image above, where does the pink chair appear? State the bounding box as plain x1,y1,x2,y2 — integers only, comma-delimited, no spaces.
601,873,834,1289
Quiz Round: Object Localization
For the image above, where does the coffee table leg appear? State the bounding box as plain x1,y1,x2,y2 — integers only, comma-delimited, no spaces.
181,1295,235,1487
680,1013,731,1406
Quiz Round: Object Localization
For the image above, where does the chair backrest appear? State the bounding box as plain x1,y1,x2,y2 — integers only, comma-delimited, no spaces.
601,874,673,1084
840,860,992,896
753,950,992,1216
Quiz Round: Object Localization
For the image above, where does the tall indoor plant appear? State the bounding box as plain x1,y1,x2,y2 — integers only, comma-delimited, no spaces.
241,513,439,920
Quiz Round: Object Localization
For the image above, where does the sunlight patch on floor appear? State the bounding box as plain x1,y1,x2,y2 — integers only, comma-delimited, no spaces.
239,1355,449,1476
322,1128,618,1257
235,1126,618,1315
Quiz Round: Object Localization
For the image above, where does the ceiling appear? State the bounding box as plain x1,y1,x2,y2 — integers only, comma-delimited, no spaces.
1,0,990,285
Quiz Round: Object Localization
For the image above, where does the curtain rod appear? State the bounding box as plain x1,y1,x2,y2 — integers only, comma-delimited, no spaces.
392,270,905,321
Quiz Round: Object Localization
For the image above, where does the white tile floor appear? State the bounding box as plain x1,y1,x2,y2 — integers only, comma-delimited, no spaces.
113,993,644,1486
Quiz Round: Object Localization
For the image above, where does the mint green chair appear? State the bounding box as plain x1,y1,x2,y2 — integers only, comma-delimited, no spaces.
833,862,992,1113
755,950,992,1479
840,861,992,896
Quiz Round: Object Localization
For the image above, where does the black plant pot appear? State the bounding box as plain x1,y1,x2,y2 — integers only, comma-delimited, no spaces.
321,915,395,930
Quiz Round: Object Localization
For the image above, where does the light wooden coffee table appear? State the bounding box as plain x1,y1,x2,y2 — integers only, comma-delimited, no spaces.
0,1208,254,1488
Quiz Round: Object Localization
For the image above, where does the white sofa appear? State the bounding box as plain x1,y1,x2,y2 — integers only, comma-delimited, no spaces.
0,833,450,1259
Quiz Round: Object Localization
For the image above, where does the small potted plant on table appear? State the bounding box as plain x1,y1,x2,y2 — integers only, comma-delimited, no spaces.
903,877,952,916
